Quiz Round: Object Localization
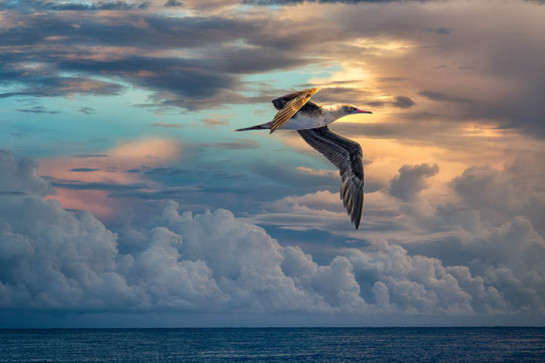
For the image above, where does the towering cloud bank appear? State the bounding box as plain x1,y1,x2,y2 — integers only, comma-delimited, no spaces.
1,149,544,321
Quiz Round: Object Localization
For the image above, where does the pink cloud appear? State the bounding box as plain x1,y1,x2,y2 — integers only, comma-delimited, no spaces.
40,138,182,217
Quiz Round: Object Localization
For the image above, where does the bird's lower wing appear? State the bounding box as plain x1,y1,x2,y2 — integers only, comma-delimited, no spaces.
297,126,364,229
270,87,320,134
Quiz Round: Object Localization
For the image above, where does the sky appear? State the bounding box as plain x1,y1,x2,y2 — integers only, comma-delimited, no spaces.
0,0,544,328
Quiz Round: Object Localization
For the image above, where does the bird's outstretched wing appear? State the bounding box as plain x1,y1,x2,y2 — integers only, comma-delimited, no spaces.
270,88,320,134
271,89,321,111
297,126,364,229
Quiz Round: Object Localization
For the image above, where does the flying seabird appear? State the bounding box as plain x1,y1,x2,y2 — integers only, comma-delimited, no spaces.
236,88,372,229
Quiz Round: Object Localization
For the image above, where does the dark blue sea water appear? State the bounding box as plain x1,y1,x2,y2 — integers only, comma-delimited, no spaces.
1,328,544,362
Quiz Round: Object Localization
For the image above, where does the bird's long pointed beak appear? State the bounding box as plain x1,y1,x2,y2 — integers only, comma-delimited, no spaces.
357,109,372,114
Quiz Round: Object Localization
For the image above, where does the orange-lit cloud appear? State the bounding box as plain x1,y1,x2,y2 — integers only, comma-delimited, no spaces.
40,138,182,216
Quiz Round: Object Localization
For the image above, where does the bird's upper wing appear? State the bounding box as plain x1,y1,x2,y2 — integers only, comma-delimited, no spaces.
297,126,364,229
269,87,320,134
271,89,321,111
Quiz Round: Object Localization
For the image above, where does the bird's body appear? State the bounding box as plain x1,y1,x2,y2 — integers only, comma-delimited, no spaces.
274,110,326,130
236,88,372,229
258,104,355,130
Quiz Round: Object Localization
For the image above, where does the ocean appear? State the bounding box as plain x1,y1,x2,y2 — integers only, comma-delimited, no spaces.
1,328,544,362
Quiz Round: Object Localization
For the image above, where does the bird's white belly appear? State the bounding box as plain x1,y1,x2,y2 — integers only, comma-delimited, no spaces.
279,114,328,130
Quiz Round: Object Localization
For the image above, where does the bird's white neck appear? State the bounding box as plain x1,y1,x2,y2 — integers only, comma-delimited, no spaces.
322,104,348,123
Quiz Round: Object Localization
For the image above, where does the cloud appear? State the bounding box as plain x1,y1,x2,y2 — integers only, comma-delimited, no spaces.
274,1,545,136
392,96,415,109
245,0,432,4
0,151,367,312
151,123,184,128
425,27,451,34
250,162,340,193
40,1,150,11
2,0,545,326
389,163,439,202
2,149,545,321
0,73,124,100
3,0,544,137
164,0,184,7
446,158,545,237
0,11,265,109
17,106,62,114
418,91,472,104
249,188,409,237
196,140,259,150
296,166,338,178
346,242,507,314
79,107,96,115
200,118,229,129
39,138,183,216
0,149,53,196
365,95,415,109
248,153,545,314
51,180,144,191
72,154,108,158
69,168,100,172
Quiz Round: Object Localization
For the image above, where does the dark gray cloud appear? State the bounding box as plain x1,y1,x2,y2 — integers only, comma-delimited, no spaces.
72,154,109,158
245,0,433,4
79,107,96,115
2,0,544,137
51,179,144,191
419,91,472,104
164,0,184,7
332,120,460,146
151,123,184,128
377,77,406,82
307,87,375,106
0,10,281,108
142,167,187,176
0,13,255,49
107,186,199,200
389,163,439,202
424,27,450,34
70,168,101,172
17,106,62,114
252,162,339,191
0,0,149,12
197,140,259,150
0,57,125,98
306,87,414,110
59,56,237,96
0,191,27,196
392,96,415,109
447,159,545,237
0,16,310,108
0,149,53,196
40,1,149,11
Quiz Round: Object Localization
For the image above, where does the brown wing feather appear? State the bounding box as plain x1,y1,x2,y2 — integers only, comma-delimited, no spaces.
269,88,320,134
272,90,321,110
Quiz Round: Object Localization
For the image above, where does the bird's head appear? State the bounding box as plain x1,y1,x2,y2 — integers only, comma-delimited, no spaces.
341,104,373,116
324,104,373,121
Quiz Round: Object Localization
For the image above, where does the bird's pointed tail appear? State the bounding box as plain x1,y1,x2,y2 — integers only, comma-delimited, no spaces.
234,122,271,132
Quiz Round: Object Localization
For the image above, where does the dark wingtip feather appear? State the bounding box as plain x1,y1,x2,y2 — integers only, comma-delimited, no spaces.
297,126,364,230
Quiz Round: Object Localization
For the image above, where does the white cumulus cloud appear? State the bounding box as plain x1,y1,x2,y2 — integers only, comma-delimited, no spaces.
1,149,544,322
